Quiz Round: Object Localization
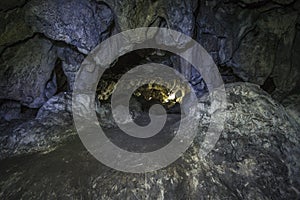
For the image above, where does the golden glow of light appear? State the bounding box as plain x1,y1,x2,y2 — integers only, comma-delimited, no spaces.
167,93,176,100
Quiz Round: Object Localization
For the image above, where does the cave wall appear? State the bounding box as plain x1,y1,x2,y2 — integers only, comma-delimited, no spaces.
0,0,299,116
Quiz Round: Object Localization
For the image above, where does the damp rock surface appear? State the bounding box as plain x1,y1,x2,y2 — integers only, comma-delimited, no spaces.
0,83,299,199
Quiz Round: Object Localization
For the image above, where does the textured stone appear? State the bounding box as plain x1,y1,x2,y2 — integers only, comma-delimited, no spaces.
0,0,26,11
0,83,299,199
57,47,85,91
0,1,299,198
0,8,33,48
0,109,74,160
0,100,21,121
36,92,72,119
96,97,143,128
0,36,57,108
196,1,299,99
25,0,114,54
101,0,195,40
282,94,300,126
0,95,73,159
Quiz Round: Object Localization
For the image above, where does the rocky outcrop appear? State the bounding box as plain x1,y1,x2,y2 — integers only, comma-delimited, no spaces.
0,0,299,110
0,7,33,49
0,93,74,160
96,97,143,128
0,83,299,199
0,36,57,108
56,47,85,91
100,0,195,37
282,94,300,126
25,0,114,54
196,1,300,100
0,100,21,121
36,92,72,119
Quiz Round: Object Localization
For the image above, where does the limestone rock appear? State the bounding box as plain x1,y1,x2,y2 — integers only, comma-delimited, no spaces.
96,97,143,128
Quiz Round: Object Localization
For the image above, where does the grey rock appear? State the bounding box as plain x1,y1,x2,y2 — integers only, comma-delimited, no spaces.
0,83,299,199
96,97,143,128
36,92,72,119
57,47,85,91
0,8,33,48
262,9,298,100
0,93,75,159
232,28,278,85
101,0,195,44
0,36,57,108
272,0,294,4
196,1,299,99
282,94,300,126
0,0,26,11
25,0,114,54
0,111,74,160
0,100,21,121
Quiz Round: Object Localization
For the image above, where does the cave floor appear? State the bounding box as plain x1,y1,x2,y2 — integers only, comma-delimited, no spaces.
0,114,184,199
0,110,298,199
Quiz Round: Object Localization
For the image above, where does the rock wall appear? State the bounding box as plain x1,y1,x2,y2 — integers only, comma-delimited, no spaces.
0,0,299,115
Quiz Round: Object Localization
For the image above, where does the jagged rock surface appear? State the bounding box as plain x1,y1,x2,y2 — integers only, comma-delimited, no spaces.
25,0,114,54
0,7,33,49
0,83,299,199
0,101,21,121
56,47,85,91
0,1,299,199
282,94,300,126
0,0,299,107
0,36,57,108
196,1,299,100
0,93,74,160
100,0,196,37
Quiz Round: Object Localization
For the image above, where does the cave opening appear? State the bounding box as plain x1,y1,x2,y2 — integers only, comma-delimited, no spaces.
95,48,200,120
94,48,201,148
53,58,68,94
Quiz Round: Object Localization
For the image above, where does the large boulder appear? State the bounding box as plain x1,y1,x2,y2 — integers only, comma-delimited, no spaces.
101,0,195,37
0,7,33,49
196,1,299,100
25,0,114,54
0,93,74,160
36,92,72,119
0,36,57,108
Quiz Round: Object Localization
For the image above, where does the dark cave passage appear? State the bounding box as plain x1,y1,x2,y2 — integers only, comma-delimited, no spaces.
0,0,299,199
